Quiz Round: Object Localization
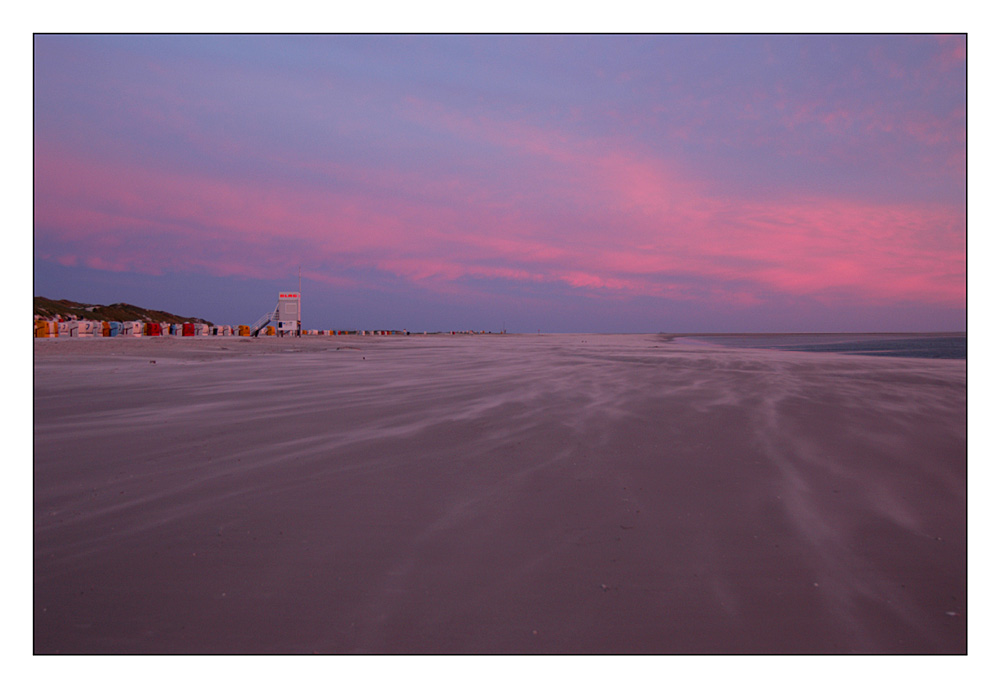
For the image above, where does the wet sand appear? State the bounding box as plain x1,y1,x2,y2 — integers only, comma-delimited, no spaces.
33,334,966,654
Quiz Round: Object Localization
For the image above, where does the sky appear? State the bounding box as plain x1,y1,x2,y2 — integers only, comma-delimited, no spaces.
33,34,967,333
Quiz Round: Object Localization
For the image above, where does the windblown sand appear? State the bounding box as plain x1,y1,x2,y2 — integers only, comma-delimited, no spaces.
33,334,966,654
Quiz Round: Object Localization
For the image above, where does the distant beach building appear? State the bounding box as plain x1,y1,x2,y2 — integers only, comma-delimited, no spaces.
275,292,301,337
248,291,300,337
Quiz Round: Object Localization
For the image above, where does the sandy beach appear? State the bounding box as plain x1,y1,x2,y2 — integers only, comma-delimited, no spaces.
33,334,966,654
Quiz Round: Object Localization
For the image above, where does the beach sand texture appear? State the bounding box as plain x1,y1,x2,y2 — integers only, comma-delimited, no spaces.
33,334,966,654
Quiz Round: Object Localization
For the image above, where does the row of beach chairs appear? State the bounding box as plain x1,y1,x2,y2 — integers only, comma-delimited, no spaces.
34,321,241,338
34,322,410,338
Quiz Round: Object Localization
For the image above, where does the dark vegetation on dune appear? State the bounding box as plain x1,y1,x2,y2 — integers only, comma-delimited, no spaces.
34,296,213,325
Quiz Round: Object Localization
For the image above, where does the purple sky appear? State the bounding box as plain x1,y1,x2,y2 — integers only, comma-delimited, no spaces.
33,34,966,333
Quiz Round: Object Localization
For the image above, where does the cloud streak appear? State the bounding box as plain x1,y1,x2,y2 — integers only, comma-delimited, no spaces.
33,35,966,331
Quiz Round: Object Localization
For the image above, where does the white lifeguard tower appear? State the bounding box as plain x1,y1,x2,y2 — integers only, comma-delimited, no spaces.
250,291,301,337
275,292,301,336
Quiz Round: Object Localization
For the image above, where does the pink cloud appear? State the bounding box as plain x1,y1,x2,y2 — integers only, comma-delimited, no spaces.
933,35,966,71
35,98,966,314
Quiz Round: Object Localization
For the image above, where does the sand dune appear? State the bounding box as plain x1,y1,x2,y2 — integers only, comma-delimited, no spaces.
33,334,966,653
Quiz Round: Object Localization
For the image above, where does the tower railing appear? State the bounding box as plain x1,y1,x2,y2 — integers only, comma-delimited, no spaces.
249,305,279,337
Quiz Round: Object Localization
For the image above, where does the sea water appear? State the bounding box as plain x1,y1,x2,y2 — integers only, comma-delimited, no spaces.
684,333,966,360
